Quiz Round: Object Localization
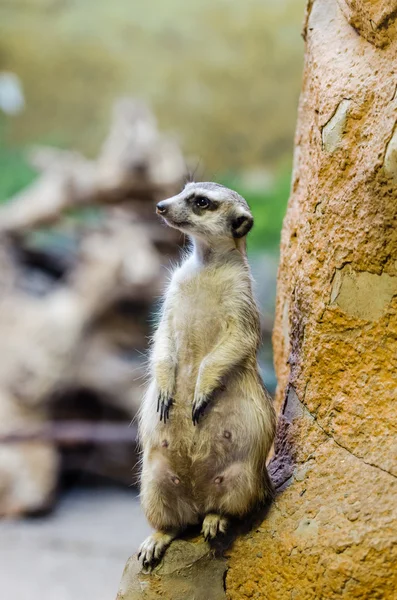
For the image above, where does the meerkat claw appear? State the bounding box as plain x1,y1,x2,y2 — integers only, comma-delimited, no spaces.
157,392,173,423
192,394,210,425
138,532,176,571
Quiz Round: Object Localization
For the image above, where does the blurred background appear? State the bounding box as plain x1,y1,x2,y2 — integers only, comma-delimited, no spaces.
0,1,305,598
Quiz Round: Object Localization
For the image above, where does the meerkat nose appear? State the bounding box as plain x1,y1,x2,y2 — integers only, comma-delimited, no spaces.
156,201,168,215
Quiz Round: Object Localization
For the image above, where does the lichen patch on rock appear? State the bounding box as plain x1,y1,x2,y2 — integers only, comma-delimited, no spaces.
330,265,397,320
384,124,397,182
322,99,351,153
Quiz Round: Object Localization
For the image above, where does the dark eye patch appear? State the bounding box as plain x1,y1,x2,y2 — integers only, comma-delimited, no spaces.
187,194,219,215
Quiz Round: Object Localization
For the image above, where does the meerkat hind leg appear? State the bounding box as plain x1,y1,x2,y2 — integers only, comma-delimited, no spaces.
138,530,178,570
202,513,228,541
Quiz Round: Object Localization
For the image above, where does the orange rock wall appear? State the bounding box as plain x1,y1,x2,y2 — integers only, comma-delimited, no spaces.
226,0,397,597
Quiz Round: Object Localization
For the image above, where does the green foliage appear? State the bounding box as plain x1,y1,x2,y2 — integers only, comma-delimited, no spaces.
219,171,291,254
0,134,36,204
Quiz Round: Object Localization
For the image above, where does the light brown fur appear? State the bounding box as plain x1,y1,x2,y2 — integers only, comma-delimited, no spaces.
138,182,276,569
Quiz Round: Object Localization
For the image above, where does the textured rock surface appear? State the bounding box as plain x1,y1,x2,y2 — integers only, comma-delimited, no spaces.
337,0,397,47
260,0,397,597
117,0,397,597
117,540,226,600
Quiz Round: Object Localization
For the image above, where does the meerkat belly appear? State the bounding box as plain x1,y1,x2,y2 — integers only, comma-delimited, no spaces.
159,380,264,507
143,370,269,522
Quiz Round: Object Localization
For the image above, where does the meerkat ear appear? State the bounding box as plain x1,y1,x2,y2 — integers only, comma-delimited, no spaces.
231,209,254,238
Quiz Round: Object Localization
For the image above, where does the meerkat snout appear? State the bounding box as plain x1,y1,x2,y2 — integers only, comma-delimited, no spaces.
156,201,168,215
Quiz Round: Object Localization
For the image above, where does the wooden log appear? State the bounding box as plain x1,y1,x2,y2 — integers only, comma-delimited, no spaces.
0,421,138,446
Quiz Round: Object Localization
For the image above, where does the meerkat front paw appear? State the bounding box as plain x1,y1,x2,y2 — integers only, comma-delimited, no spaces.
157,390,174,423
192,392,211,425
138,531,175,571
201,514,228,541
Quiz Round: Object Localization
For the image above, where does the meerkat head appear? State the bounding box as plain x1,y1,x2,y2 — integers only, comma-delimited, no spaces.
156,182,253,243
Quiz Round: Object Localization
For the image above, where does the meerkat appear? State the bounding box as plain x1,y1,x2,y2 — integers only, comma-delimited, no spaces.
137,182,276,569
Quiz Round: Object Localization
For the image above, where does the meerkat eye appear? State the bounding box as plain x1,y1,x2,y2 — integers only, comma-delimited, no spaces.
195,196,210,209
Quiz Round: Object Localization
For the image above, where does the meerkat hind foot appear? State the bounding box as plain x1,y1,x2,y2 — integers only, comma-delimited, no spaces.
202,514,228,541
138,531,176,571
